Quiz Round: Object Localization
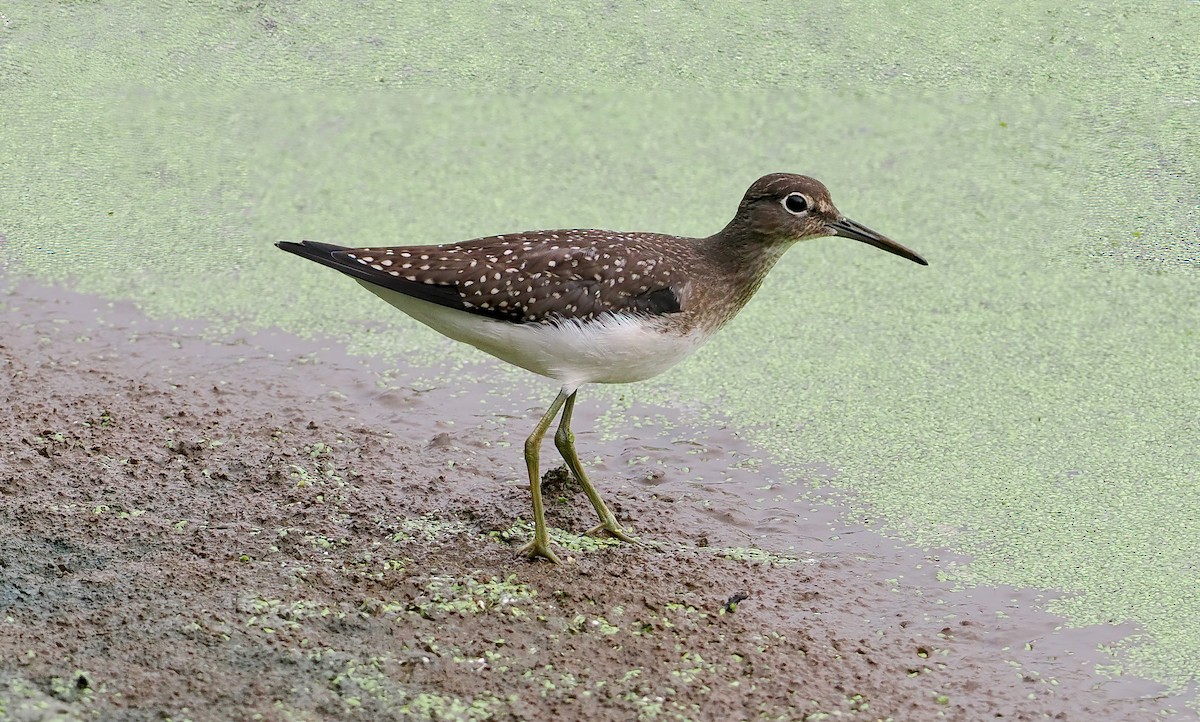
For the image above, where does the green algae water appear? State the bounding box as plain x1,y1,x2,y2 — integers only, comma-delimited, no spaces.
1,0,1196,700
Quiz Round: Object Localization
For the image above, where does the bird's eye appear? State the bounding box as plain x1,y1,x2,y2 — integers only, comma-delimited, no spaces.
782,193,810,215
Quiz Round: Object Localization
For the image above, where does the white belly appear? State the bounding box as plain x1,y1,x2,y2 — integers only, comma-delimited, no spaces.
360,281,711,390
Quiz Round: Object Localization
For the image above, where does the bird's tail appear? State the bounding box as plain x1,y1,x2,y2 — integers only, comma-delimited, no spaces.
274,240,383,286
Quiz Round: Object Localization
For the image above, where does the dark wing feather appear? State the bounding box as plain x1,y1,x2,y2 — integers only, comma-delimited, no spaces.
276,230,693,325
275,240,508,320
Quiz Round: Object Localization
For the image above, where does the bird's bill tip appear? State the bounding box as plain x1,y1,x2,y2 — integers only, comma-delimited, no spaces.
828,218,928,266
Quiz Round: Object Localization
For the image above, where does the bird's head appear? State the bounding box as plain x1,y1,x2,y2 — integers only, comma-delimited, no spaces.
731,173,927,265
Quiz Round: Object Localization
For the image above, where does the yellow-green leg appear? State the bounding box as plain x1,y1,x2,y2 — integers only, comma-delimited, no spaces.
554,391,637,544
519,389,569,563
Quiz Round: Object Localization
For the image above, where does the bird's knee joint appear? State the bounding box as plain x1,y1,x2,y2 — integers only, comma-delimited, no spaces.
554,428,573,450
524,435,541,457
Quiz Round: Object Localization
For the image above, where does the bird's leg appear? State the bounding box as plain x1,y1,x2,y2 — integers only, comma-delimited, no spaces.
519,389,570,563
553,391,638,544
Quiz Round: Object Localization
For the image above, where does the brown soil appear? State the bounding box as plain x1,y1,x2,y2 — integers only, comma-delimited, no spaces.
0,278,1187,721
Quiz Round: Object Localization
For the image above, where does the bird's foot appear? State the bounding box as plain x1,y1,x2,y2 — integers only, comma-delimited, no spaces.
585,523,639,545
519,537,563,564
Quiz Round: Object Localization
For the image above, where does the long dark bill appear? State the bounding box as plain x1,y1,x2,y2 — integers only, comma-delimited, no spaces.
829,218,928,266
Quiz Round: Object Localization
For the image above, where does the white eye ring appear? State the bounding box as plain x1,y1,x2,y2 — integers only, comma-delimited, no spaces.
782,193,811,215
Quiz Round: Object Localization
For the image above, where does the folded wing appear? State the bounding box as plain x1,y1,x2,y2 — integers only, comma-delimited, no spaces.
276,230,691,324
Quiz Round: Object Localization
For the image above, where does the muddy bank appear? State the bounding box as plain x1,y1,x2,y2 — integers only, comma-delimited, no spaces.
0,279,1184,720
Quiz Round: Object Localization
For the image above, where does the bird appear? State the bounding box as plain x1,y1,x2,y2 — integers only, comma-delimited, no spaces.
276,173,927,563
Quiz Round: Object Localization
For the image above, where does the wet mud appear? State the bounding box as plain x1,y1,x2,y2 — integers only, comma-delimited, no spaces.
0,279,1187,720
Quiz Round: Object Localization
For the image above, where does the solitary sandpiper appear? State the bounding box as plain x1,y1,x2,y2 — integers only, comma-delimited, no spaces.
277,173,927,563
